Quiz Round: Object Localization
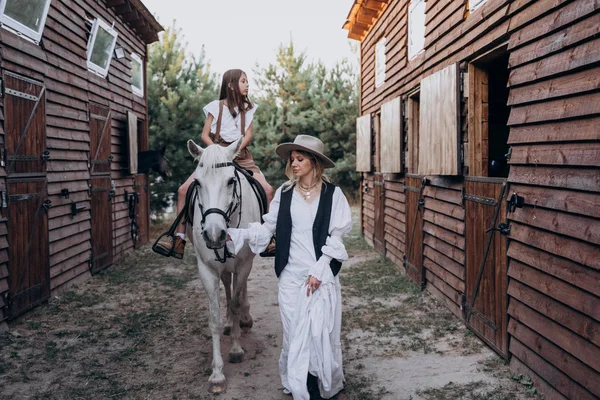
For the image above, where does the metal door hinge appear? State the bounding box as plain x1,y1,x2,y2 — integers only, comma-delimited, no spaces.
0,148,4,167
1,190,7,208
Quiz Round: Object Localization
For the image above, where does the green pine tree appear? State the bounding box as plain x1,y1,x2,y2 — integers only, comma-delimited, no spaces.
147,22,218,212
251,42,359,198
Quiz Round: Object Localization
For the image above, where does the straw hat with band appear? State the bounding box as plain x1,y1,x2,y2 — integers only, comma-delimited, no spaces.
275,135,335,168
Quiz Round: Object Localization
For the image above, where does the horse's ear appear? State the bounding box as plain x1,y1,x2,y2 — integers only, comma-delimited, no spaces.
160,145,166,155
225,137,243,160
188,139,203,159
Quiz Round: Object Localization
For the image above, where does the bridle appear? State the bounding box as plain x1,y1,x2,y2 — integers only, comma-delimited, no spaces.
192,161,243,263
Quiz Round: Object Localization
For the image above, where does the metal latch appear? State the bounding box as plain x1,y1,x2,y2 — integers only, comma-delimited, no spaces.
0,190,6,208
108,189,116,201
506,192,524,213
41,150,51,163
486,222,511,236
42,199,52,211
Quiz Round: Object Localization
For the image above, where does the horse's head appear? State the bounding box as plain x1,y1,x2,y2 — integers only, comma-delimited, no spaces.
138,145,171,179
187,138,242,250
154,145,171,179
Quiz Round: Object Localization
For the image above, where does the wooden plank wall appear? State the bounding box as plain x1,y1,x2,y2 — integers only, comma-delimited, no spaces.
358,0,600,398
422,177,465,318
0,49,6,330
0,0,149,322
504,2,600,398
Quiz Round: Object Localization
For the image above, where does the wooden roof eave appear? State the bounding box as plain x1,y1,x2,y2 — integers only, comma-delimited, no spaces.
106,0,163,44
342,0,390,42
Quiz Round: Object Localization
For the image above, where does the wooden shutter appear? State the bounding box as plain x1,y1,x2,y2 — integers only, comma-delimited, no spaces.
89,103,112,175
380,96,403,173
127,111,138,174
356,114,372,172
418,63,460,175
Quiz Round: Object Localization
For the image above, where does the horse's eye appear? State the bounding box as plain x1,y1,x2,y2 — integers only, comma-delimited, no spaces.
227,178,235,186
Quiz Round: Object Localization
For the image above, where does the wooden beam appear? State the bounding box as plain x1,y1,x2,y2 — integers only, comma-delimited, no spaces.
106,0,126,6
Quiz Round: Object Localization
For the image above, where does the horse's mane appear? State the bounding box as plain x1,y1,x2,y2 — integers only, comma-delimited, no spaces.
195,144,235,178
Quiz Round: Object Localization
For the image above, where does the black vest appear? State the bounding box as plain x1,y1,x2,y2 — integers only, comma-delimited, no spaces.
274,182,342,278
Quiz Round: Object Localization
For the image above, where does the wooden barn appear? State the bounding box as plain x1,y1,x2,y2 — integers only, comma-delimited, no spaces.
344,0,599,398
0,0,162,330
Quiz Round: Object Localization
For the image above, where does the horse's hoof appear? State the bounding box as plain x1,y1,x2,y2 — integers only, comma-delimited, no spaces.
208,380,227,394
240,319,253,331
223,325,231,336
228,351,245,364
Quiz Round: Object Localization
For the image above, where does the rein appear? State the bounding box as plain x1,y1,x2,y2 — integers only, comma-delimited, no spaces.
192,161,243,263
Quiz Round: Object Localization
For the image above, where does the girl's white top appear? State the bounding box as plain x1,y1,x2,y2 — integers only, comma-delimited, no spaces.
203,100,258,143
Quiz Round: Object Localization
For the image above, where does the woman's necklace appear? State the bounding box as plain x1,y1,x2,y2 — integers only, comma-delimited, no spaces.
297,180,319,200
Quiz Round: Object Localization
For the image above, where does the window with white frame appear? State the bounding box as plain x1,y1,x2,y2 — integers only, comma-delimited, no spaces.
131,53,144,97
86,18,118,78
0,0,51,43
375,38,386,88
469,0,488,12
408,0,426,60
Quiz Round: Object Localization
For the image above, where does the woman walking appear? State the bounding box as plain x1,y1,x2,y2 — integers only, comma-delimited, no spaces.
227,135,352,399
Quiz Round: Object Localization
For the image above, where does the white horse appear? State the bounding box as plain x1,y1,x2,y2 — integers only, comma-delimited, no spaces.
186,138,261,393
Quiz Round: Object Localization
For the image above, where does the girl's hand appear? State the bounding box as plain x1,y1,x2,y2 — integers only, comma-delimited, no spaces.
306,275,321,297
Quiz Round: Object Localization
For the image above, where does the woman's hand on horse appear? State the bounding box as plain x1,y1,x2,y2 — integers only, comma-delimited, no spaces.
306,275,321,297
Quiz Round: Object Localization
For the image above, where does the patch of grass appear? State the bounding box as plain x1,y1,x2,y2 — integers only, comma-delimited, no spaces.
341,256,421,299
121,308,168,339
342,371,389,400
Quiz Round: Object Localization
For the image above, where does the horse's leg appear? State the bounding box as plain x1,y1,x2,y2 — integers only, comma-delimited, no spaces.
197,263,227,393
239,278,253,332
228,262,252,364
221,271,233,336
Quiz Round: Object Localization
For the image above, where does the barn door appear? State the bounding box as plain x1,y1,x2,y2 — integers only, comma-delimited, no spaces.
464,177,508,357
133,174,149,246
2,71,50,318
88,104,113,274
373,174,385,255
403,175,425,287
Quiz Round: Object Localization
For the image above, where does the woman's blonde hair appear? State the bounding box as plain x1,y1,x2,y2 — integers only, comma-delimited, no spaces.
282,150,330,192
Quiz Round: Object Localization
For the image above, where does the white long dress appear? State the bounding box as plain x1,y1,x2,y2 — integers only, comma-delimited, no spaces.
227,184,352,400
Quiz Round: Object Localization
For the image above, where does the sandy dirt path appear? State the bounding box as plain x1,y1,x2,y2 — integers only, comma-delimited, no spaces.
0,214,539,400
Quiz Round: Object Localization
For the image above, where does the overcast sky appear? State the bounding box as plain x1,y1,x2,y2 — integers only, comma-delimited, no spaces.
141,0,359,83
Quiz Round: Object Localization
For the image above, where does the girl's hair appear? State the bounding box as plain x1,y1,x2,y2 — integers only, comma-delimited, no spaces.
219,69,253,118
282,150,330,192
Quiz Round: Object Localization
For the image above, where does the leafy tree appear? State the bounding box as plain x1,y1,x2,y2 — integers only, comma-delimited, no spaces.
251,42,359,198
147,22,218,212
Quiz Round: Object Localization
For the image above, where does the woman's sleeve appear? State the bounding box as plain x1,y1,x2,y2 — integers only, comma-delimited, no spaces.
203,100,219,119
309,187,353,282
227,185,280,254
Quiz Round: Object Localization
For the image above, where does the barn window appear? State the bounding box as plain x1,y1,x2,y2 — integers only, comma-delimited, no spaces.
469,0,488,12
131,53,144,97
375,38,386,88
0,0,51,43
406,90,420,174
418,63,460,175
356,114,372,172
408,0,426,60
86,18,118,78
380,96,403,173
